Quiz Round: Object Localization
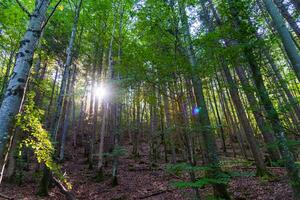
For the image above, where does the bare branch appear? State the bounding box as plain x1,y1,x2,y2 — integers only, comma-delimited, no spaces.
15,0,31,17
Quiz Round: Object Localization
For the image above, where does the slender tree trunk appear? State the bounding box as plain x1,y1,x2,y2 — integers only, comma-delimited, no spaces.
47,63,61,128
263,48,300,121
222,66,267,175
132,87,140,157
178,1,230,198
76,71,88,147
163,85,176,163
177,91,201,199
97,103,108,179
218,76,250,159
248,51,300,198
210,81,227,153
262,0,300,81
235,66,281,161
39,0,82,194
273,0,300,39
150,96,158,165
50,0,83,139
207,0,251,160
59,66,76,161
112,3,124,185
216,82,237,157
0,50,15,104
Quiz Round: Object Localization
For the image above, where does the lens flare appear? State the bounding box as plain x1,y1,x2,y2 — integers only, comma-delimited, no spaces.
192,106,201,116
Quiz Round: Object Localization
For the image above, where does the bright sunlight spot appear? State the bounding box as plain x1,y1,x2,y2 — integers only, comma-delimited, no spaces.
94,84,109,100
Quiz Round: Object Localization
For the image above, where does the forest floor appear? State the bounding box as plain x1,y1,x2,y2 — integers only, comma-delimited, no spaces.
0,140,294,200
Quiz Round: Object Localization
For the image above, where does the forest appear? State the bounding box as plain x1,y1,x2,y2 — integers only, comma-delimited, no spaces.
0,0,300,199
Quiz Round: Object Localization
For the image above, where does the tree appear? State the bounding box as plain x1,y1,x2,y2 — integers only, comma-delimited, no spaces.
0,0,50,156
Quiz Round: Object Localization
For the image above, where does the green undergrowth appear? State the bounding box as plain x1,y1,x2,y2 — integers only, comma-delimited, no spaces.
165,161,255,196
16,92,71,189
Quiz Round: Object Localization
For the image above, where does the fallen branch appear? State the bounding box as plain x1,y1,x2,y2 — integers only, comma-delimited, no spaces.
139,189,172,199
0,193,14,200
129,168,157,172
52,177,76,200
237,166,285,170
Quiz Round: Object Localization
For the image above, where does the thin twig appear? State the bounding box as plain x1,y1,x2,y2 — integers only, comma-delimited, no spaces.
15,0,31,17
41,0,63,31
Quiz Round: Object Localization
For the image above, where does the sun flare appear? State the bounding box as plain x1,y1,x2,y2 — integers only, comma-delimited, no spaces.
94,85,109,100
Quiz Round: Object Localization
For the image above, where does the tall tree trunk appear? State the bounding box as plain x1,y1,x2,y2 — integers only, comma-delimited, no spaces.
204,0,267,174
229,0,300,195
274,0,300,39
222,66,267,175
262,47,300,121
132,86,140,157
163,85,176,163
262,0,300,82
50,0,83,139
235,66,281,161
97,103,108,180
112,2,124,185
39,0,82,195
210,81,227,153
248,51,300,198
76,71,88,147
178,1,230,199
215,81,237,157
150,97,158,164
59,66,77,161
0,0,50,156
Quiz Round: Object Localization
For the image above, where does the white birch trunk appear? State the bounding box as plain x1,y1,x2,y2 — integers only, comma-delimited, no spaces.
0,0,50,155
